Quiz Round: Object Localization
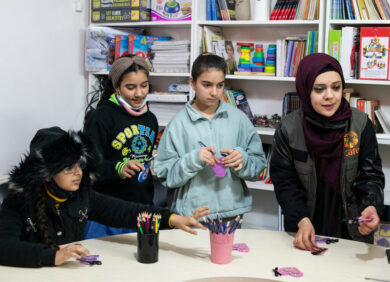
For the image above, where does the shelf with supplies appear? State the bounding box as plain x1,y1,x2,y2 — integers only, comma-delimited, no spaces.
91,71,190,77
90,21,192,28
197,20,320,27
246,181,274,192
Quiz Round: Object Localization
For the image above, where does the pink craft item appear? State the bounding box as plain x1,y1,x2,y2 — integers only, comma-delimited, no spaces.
209,232,235,264
277,267,303,277
232,243,250,252
210,157,227,178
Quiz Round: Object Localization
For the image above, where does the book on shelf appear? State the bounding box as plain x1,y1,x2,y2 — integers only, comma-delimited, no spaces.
282,92,300,116
257,144,273,181
375,107,390,134
202,26,224,53
328,29,342,61
332,0,390,19
340,26,359,80
270,0,319,20
224,89,255,122
359,26,390,81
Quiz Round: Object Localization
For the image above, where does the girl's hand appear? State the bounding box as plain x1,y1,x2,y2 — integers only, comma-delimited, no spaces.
169,206,210,235
220,149,243,171
294,217,318,251
55,244,90,266
200,147,219,166
358,206,380,235
122,160,145,178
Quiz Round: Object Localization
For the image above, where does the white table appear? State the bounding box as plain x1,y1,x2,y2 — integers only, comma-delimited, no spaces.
0,229,388,282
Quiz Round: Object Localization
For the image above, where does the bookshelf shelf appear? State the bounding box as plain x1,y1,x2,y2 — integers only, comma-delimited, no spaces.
90,21,191,28
226,75,295,82
91,71,190,77
345,79,390,86
329,20,390,25
246,181,274,192
197,20,320,27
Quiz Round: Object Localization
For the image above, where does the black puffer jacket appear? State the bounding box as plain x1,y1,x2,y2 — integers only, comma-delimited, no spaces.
0,185,171,267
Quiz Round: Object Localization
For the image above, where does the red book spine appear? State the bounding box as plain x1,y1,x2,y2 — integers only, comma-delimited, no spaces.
270,0,281,20
114,35,121,60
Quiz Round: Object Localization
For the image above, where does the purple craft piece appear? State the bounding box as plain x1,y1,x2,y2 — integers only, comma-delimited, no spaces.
274,267,303,277
315,236,339,244
77,255,102,265
232,243,250,252
210,157,226,178
377,238,390,248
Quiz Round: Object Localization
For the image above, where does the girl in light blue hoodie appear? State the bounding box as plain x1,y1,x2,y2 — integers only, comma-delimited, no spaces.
154,54,266,221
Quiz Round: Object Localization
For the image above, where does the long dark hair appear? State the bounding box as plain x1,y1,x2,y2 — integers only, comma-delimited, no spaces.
84,54,149,123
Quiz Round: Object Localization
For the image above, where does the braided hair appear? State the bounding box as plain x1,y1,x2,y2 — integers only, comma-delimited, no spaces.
35,185,58,250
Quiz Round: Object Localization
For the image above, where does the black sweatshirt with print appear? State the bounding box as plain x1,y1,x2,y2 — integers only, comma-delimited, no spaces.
84,98,158,204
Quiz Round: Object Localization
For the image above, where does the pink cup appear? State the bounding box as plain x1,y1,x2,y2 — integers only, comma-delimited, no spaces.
209,232,235,264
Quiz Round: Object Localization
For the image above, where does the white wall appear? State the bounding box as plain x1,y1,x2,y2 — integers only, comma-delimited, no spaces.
0,1,88,173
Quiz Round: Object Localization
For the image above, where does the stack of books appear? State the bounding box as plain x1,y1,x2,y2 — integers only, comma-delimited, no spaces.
270,0,320,20
331,0,390,20
150,40,191,73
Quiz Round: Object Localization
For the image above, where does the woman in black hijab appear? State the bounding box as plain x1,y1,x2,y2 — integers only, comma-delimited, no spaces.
270,53,384,251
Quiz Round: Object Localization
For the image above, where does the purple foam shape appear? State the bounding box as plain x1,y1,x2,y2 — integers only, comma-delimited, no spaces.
210,157,226,178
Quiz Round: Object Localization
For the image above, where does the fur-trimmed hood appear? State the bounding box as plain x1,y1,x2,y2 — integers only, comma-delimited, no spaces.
8,127,100,193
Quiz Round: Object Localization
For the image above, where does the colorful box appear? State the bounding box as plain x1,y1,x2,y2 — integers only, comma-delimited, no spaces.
91,8,150,23
92,0,149,9
151,0,191,21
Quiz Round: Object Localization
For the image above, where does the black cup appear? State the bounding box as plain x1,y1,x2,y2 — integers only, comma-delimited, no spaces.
137,232,159,263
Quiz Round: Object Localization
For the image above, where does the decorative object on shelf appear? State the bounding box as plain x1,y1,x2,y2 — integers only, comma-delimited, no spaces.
236,42,253,72
251,44,265,72
264,44,276,75
253,0,269,21
253,114,281,128
268,113,281,128
235,0,251,20
151,0,192,21
253,115,269,127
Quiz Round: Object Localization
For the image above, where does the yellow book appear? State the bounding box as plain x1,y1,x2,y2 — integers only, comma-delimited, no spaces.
357,0,369,19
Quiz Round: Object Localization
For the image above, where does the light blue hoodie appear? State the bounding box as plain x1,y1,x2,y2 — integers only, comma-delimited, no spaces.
153,100,266,219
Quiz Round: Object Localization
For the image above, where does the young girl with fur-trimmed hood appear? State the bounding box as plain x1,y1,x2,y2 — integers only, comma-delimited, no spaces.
0,126,209,267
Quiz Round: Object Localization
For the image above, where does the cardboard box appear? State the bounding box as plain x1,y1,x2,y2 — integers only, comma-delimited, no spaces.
92,0,149,9
151,0,191,21
374,221,390,247
91,8,150,23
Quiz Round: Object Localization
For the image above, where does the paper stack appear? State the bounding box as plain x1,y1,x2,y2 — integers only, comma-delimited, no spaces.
150,40,190,73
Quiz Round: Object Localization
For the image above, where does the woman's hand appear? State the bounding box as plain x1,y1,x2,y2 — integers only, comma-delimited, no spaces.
122,160,145,178
358,206,380,235
169,206,210,235
200,147,219,166
294,217,318,251
55,244,90,266
220,149,243,171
